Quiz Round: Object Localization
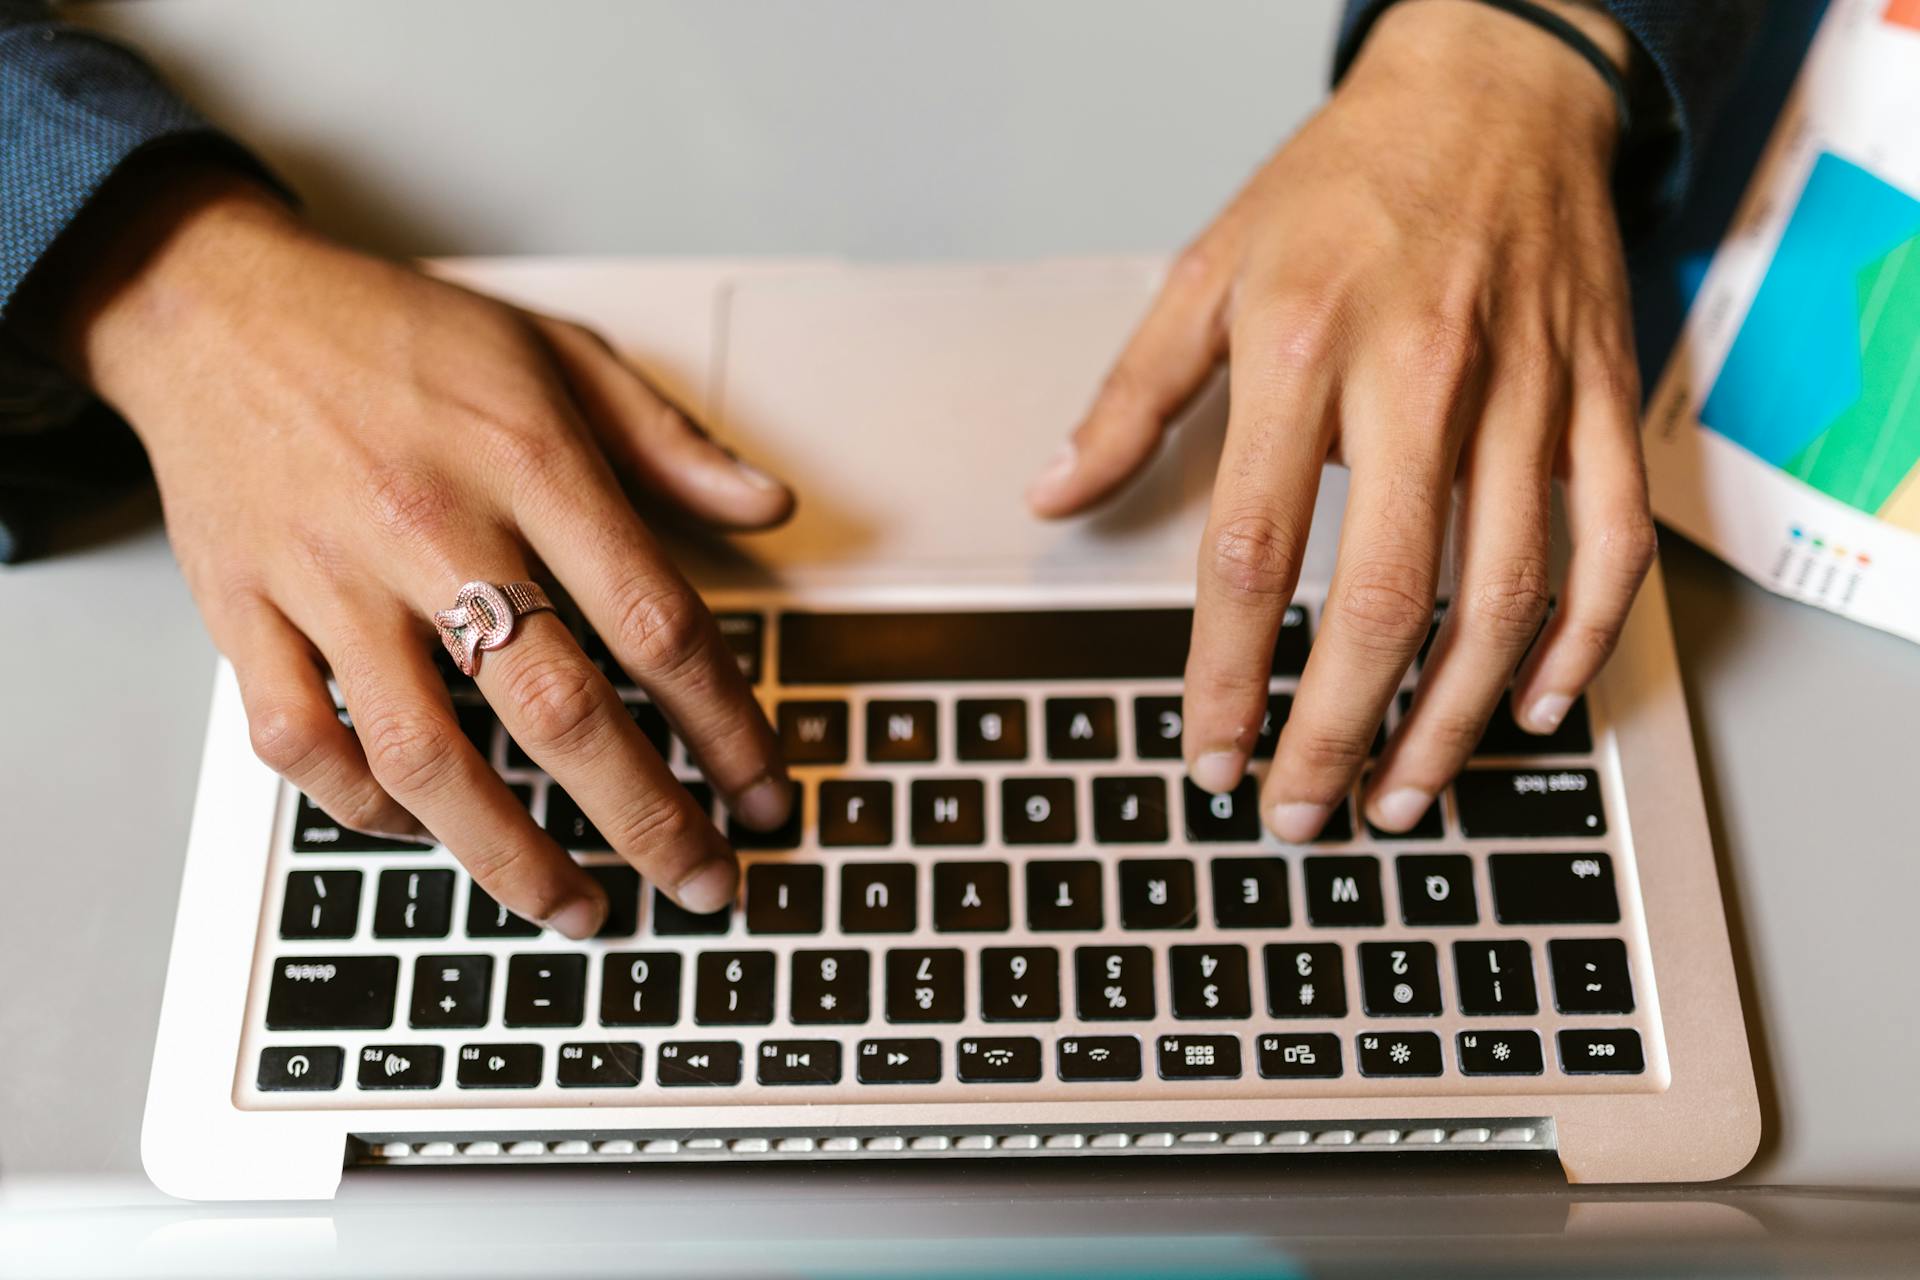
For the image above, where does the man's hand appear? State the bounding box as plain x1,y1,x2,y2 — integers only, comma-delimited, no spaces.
1028,0,1656,840
58,172,795,937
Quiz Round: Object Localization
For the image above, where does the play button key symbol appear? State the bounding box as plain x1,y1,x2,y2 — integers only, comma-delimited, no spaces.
557,1041,642,1088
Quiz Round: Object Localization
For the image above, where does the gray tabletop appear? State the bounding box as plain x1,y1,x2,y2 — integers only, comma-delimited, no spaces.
4,0,1918,1226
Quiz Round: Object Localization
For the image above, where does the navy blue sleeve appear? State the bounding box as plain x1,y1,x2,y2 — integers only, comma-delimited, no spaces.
1334,0,1767,230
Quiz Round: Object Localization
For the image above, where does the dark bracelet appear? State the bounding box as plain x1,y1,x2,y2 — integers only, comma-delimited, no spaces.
1349,0,1634,143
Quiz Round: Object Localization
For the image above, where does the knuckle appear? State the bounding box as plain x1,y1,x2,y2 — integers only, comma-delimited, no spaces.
1393,309,1484,397
1565,617,1624,666
1464,557,1553,645
1245,295,1345,381
1598,513,1659,582
483,414,571,495
1207,512,1304,600
616,584,708,682
503,655,606,756
248,702,331,776
618,798,709,880
1288,724,1371,783
1419,706,1491,759
361,463,457,548
1334,560,1434,646
466,850,573,924
362,708,461,796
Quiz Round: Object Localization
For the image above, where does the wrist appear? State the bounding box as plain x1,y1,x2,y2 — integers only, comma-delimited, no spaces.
1348,0,1630,163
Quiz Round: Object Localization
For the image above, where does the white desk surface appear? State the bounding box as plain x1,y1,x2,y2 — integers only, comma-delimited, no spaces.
3,0,1918,1269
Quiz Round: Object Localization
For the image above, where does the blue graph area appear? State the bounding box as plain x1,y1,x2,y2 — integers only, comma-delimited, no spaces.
1701,152,1920,466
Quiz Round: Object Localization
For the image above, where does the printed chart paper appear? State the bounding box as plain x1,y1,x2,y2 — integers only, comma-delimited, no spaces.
1646,0,1920,643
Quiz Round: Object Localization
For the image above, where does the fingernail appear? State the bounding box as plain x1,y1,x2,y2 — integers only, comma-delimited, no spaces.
546,896,606,941
1027,442,1077,502
735,775,794,830
1190,749,1245,795
1268,801,1331,844
676,859,738,914
731,456,784,493
1369,787,1432,832
1524,693,1572,734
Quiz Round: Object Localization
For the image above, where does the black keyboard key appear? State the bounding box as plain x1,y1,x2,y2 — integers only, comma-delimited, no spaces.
1302,856,1384,926
1274,604,1312,674
290,794,430,853
857,1038,941,1084
791,949,870,1024
910,779,985,845
1359,942,1443,1016
866,699,937,762
745,863,824,934
980,947,1060,1021
1549,939,1634,1014
1458,1030,1544,1076
266,956,397,1031
625,701,672,757
1211,857,1290,928
1457,769,1607,838
466,884,542,938
356,1044,443,1089
819,779,894,846
1156,1034,1241,1080
504,953,586,1027
457,1043,543,1089
778,700,849,765
652,887,732,936
933,862,1010,932
1263,943,1347,1018
1046,697,1118,760
658,1041,743,1087
257,1045,344,1092
840,863,917,933
1093,776,1169,844
456,702,498,760
558,1041,643,1087
957,1036,1043,1083
1057,1035,1143,1082
373,868,453,939
1453,940,1538,1016
1311,798,1356,842
956,697,1028,761
1557,1028,1645,1075
1169,944,1251,1019
1133,695,1184,758
280,870,362,940
1025,860,1103,931
1257,1033,1343,1079
544,788,610,852
757,1039,843,1086
411,954,492,1029
1253,692,1289,759
1119,858,1197,929
695,951,776,1025
1182,778,1260,842
1489,853,1620,924
780,609,1195,683
885,948,964,1022
728,779,803,850
1478,693,1591,756
1075,945,1154,1020
1395,854,1477,926
584,864,641,938
1356,1031,1443,1077
599,952,682,1026
716,612,764,683
1001,777,1077,844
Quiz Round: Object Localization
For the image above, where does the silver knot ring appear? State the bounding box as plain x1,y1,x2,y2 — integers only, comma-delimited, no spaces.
432,580,555,676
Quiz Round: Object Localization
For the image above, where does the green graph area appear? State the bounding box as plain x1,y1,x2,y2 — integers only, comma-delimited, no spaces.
1784,234,1920,514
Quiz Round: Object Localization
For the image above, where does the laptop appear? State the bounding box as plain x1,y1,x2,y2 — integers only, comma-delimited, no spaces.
141,257,1759,1200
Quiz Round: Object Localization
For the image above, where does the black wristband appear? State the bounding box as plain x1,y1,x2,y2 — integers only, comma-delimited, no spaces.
1344,0,1634,144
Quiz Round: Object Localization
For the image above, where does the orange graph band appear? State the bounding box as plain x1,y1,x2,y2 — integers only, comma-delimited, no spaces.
1888,0,1920,32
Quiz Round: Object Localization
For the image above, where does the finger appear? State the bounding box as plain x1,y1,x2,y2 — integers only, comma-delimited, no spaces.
319,602,611,939
1027,239,1233,517
1366,357,1561,830
222,591,428,841
509,444,792,832
534,315,795,530
1180,295,1341,797
1262,328,1477,842
1511,350,1656,731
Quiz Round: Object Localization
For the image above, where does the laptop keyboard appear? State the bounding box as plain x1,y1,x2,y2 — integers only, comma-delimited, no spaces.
244,598,1660,1104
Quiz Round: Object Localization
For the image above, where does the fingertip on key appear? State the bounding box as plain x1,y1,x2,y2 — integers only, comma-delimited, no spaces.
1522,692,1572,735
1025,442,1079,514
1189,749,1246,795
1267,800,1331,845
1367,786,1432,833
734,774,795,831
675,859,739,915
546,894,608,941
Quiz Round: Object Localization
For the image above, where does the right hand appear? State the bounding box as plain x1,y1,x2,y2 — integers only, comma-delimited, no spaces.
55,172,793,937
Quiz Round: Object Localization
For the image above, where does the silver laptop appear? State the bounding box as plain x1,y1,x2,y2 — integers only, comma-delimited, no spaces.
141,257,1759,1200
